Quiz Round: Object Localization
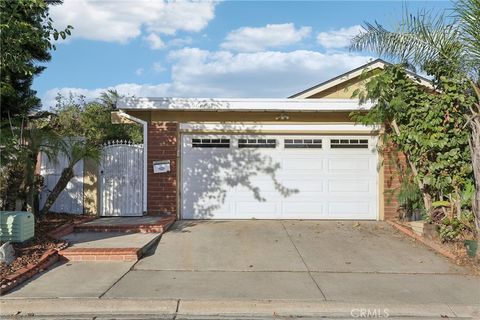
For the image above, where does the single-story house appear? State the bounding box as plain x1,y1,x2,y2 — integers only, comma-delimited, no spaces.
104,58,431,220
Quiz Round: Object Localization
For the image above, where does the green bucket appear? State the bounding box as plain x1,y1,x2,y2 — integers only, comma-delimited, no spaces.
464,240,478,258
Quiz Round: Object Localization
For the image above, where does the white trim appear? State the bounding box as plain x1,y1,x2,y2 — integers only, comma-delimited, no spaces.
179,123,380,133
117,111,148,214
117,97,373,112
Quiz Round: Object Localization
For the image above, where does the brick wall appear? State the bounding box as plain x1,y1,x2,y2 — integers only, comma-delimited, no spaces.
383,145,406,220
147,122,178,216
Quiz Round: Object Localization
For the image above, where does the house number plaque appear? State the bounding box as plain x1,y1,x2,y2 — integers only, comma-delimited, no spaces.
153,160,171,173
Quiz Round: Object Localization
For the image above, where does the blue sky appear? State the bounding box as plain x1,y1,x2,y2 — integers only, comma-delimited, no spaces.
38,0,453,108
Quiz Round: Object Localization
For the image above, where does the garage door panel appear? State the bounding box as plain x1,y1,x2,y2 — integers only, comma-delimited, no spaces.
327,158,371,172
183,194,232,212
235,201,278,214
282,202,324,215
328,202,373,216
227,190,280,201
282,158,323,170
327,179,371,193
280,179,324,192
181,134,378,220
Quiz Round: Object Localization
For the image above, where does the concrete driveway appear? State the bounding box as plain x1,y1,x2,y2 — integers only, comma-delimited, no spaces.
104,220,479,305
3,220,479,318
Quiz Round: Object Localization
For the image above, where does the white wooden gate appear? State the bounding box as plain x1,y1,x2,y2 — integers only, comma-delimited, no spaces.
100,141,144,216
40,152,84,214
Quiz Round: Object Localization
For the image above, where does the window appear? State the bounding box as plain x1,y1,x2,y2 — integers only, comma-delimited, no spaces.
238,138,276,148
284,139,322,149
330,139,369,149
192,138,230,148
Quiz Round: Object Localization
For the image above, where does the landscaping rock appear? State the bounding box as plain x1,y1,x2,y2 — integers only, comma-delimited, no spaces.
0,242,16,265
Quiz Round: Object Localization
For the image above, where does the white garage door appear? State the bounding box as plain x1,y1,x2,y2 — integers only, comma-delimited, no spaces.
181,134,378,220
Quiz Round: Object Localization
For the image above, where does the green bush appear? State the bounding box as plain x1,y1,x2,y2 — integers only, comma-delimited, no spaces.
438,211,476,242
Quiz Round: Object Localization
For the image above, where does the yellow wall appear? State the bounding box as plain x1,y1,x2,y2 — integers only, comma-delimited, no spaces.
308,78,364,99
304,69,383,99
83,158,99,215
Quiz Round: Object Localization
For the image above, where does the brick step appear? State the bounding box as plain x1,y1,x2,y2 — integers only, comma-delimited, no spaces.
59,229,162,262
73,215,176,234
59,248,140,262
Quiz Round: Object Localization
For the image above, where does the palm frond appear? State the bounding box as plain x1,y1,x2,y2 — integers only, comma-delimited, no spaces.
351,9,464,73
456,0,480,81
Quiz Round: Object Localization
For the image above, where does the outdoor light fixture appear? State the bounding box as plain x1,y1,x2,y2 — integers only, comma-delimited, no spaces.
275,113,290,121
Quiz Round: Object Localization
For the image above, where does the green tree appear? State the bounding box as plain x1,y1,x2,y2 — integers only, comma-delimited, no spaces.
51,91,143,145
0,0,72,214
0,0,72,118
351,0,480,229
352,65,473,216
36,91,141,214
0,117,63,213
39,138,100,215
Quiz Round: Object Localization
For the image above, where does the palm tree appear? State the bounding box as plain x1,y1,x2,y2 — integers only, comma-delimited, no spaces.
350,0,480,227
99,89,120,109
0,115,62,213
39,138,100,215
21,122,63,213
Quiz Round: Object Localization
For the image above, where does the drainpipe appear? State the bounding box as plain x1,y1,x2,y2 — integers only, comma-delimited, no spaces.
117,110,148,214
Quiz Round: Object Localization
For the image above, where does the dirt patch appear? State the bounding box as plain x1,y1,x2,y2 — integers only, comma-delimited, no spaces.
390,220,480,275
0,213,92,285
440,240,480,274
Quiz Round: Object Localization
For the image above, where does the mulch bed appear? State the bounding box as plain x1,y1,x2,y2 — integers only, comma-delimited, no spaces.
0,213,93,288
439,240,480,274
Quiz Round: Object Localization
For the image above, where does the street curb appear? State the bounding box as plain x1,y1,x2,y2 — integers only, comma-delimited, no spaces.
0,298,478,318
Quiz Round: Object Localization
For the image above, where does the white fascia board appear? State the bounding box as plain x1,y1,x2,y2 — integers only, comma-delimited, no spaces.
179,123,379,133
117,97,373,112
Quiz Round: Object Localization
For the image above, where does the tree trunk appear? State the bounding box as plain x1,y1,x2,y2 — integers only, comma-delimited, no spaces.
390,120,432,211
26,153,38,214
39,166,74,215
469,111,480,231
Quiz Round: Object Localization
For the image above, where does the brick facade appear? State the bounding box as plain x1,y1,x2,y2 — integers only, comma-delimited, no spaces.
145,122,400,220
147,122,178,216
383,145,406,220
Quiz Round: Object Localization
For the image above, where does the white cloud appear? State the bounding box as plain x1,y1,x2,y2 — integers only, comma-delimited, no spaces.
145,33,165,50
153,62,165,73
166,48,373,97
221,23,311,52
316,25,363,49
49,0,217,43
42,49,373,108
168,37,193,47
135,68,144,76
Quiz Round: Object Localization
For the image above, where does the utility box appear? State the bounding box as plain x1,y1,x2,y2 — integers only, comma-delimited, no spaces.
0,211,35,242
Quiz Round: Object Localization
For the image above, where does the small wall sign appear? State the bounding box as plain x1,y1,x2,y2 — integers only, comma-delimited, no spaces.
153,160,170,173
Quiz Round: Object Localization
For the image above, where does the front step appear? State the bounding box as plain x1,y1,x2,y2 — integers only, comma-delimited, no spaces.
58,231,161,262
59,248,140,261
73,215,176,233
